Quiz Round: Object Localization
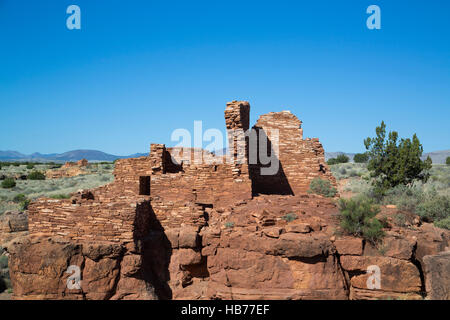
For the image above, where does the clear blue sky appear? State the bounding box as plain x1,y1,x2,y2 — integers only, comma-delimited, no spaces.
1,0,449,155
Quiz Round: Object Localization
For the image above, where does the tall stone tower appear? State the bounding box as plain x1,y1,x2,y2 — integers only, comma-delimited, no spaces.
224,100,250,180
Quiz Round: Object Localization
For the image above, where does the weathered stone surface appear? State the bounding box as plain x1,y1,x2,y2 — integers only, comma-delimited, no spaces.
363,236,416,260
270,233,332,258
207,248,347,300
423,251,450,300
415,223,449,265
8,236,83,299
340,255,422,294
0,211,28,233
349,287,423,300
334,238,363,256
83,257,120,300
120,254,142,276
82,242,124,261
7,236,156,300
178,226,198,248
285,223,311,234
111,276,157,300
177,249,202,266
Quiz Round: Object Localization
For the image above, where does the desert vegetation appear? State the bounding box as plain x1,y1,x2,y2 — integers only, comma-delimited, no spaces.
0,162,114,215
338,196,385,244
308,177,337,197
330,122,450,230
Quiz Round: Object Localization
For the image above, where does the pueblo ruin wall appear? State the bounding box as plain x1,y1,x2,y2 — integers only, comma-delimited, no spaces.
28,100,336,243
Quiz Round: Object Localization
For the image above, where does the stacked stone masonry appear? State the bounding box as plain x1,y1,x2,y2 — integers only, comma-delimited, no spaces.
28,101,334,241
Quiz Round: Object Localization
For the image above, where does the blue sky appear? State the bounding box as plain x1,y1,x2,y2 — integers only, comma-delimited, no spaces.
0,0,449,155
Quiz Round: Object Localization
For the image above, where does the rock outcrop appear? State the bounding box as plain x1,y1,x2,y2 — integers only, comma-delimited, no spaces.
45,159,89,179
423,251,450,300
5,101,450,300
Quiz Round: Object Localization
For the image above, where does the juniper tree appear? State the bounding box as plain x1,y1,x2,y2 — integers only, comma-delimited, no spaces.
364,121,432,196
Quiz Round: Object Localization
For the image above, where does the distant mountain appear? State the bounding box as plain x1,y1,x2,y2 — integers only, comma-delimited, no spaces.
0,151,27,159
422,150,450,164
325,152,356,162
0,149,148,162
1,148,448,164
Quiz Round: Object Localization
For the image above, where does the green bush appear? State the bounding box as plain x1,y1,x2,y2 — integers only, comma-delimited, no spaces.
282,213,298,222
20,199,31,211
0,255,8,269
381,185,425,211
446,157,450,166
328,154,349,165
26,164,35,170
308,178,337,197
416,194,450,223
327,158,338,165
336,154,349,163
435,217,450,230
364,121,432,196
13,194,26,203
338,196,385,244
1,178,16,189
27,171,46,180
394,213,407,227
354,153,369,163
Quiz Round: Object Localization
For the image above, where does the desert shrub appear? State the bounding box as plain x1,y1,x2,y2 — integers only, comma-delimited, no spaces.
12,163,20,167
26,164,34,170
416,194,450,223
49,194,71,199
354,153,369,163
0,255,8,269
224,222,234,229
1,178,16,189
328,154,349,165
99,175,110,182
20,199,30,211
381,185,425,211
435,217,450,230
338,196,384,244
394,213,407,227
27,171,45,180
336,154,349,163
348,170,358,177
447,157,450,166
364,121,432,196
282,213,298,222
327,158,338,165
308,178,337,197
13,194,26,203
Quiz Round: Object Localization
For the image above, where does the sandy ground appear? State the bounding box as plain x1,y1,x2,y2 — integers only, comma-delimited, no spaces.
337,178,353,199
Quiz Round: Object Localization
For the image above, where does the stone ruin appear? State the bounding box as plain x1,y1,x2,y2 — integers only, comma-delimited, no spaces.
45,158,89,179
28,101,336,241
6,100,450,300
